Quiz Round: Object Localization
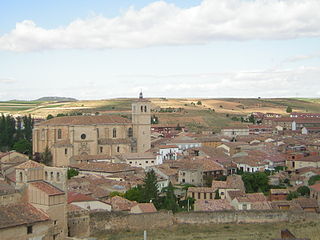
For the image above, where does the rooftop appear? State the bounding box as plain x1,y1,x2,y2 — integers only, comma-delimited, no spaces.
0,203,49,229
30,181,64,196
36,115,131,126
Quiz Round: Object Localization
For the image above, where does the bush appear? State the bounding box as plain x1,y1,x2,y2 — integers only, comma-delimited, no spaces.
297,186,310,196
308,175,320,186
67,168,79,179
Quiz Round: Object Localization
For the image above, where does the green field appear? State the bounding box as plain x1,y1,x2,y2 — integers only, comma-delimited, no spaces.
94,221,320,240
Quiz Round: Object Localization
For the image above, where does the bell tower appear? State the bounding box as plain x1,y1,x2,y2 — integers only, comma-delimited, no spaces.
132,92,151,153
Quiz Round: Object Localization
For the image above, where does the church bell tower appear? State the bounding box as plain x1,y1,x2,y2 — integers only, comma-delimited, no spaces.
132,92,151,153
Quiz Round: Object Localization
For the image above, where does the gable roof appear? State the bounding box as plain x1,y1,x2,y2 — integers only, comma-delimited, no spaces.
0,203,49,229
68,191,96,203
133,203,157,213
37,115,131,126
15,160,44,169
30,181,64,196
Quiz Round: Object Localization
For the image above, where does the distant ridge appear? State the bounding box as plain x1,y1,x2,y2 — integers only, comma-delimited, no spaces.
35,96,78,102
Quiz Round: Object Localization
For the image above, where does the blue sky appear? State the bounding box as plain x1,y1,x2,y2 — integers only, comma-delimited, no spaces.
0,0,320,100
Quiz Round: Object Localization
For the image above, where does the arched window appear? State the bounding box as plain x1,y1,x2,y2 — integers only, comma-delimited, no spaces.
19,172,23,182
57,172,60,182
113,128,117,138
117,146,120,153
128,128,133,138
45,171,48,180
144,106,147,112
50,172,53,181
141,106,143,112
57,129,62,139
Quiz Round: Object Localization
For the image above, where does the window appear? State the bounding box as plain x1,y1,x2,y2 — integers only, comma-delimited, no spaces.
100,146,103,153
65,148,68,155
27,226,33,234
243,204,247,210
81,134,86,140
128,128,133,138
210,193,213,199
146,161,148,163
97,128,99,138
141,106,143,112
51,172,54,180
19,172,23,182
113,128,117,138
182,179,185,183
144,106,147,112
117,146,120,152
57,173,60,182
45,171,48,180
57,129,62,139
198,193,201,199
204,193,207,199
192,192,195,198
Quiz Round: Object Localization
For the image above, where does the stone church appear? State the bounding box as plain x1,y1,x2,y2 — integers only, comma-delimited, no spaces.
33,93,151,167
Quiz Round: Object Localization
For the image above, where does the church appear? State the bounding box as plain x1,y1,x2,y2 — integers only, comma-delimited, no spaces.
32,93,151,167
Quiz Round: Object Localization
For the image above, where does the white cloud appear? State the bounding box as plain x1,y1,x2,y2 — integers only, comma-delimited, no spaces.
1,0,320,51
0,78,16,83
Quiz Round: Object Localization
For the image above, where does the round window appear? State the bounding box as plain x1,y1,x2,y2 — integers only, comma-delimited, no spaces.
81,134,86,140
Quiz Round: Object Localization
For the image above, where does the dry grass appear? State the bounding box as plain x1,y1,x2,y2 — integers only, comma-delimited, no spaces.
94,221,320,240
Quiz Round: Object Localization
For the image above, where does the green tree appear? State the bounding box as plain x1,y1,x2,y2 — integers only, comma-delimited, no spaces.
109,191,124,197
46,114,54,120
286,106,293,113
197,101,202,105
162,182,179,212
141,170,160,208
124,185,143,202
241,172,270,193
248,114,255,124
308,175,320,185
297,186,310,196
67,168,79,179
12,139,32,155
287,191,299,200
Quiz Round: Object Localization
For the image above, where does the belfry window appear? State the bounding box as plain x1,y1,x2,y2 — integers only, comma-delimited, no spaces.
57,129,62,139
128,128,133,138
141,106,143,112
144,106,147,112
113,128,117,138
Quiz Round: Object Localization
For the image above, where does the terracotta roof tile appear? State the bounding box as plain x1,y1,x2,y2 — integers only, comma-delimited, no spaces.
0,203,49,229
105,196,137,211
68,191,96,203
310,183,320,192
15,160,44,169
133,203,157,213
30,181,64,196
37,115,131,126
195,199,234,211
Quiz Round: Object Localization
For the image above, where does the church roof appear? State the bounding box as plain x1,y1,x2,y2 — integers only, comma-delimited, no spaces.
15,160,44,169
36,115,131,126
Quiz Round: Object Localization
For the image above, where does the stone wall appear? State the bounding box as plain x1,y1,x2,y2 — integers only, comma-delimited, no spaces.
71,210,320,237
89,211,173,235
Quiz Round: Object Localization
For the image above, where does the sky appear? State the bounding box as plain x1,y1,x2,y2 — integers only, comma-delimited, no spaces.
0,0,320,100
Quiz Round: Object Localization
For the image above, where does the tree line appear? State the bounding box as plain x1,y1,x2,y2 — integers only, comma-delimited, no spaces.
0,114,34,155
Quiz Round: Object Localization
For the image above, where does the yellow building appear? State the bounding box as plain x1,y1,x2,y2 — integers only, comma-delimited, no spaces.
33,94,151,167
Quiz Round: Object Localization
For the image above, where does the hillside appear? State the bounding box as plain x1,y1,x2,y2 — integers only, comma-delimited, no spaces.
1,98,320,132
35,96,78,102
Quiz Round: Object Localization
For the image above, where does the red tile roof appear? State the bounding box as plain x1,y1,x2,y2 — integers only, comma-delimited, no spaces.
15,160,44,169
195,199,234,211
37,115,131,126
30,181,64,196
68,191,96,203
0,203,49,229
133,203,157,213
310,183,320,192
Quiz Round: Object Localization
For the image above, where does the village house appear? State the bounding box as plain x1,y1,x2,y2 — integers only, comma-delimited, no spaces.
310,183,320,205
286,155,320,171
116,152,159,169
230,193,271,210
68,191,111,211
0,160,68,239
270,189,289,201
194,199,234,211
130,203,157,214
221,126,249,137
